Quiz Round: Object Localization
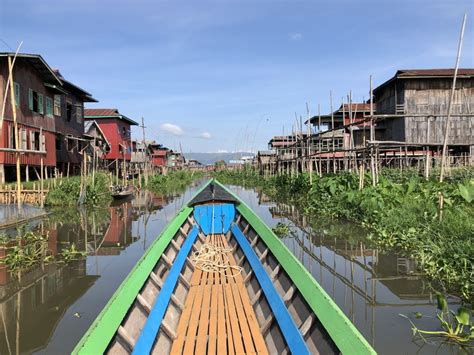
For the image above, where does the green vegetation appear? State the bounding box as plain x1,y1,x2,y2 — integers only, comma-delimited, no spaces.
0,228,86,271
214,168,474,302
147,170,204,193
45,172,112,207
272,222,291,238
400,294,473,345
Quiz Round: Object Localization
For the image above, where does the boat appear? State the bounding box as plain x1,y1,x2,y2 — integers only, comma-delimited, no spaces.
111,185,135,200
73,179,376,354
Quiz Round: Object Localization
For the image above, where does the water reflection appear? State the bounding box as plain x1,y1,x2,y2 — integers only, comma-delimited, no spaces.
0,186,197,355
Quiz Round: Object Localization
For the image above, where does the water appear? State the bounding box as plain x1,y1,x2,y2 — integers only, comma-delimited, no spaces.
0,181,467,354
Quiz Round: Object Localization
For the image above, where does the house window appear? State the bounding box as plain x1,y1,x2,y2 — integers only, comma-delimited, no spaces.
56,135,62,150
20,129,27,150
67,138,75,152
9,124,16,149
28,89,44,114
76,106,82,123
38,94,44,114
66,102,72,122
33,132,40,151
53,95,61,116
46,97,53,117
14,82,20,106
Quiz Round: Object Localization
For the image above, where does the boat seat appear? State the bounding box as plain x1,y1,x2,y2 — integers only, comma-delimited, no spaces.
231,224,310,355
132,225,200,354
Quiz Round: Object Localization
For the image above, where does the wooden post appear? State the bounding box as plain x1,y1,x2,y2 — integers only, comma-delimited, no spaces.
330,90,336,173
115,159,119,185
440,13,467,183
369,75,376,186
306,102,312,185
7,56,22,208
342,98,347,171
318,104,322,177
40,157,44,207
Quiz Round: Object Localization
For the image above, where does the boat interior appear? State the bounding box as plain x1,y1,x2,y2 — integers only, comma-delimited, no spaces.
105,183,339,354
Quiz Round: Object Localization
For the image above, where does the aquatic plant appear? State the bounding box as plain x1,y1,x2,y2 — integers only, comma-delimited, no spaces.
272,222,291,238
147,170,204,193
215,167,474,301
45,172,112,207
0,228,87,272
0,228,51,271
400,294,473,346
58,243,87,263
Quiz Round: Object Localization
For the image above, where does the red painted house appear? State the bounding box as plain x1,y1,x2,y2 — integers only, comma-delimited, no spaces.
149,143,169,168
0,53,96,182
84,109,138,166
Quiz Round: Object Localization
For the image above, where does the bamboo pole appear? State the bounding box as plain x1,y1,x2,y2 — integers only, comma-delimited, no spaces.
7,56,22,208
306,102,312,184
440,13,467,183
330,91,335,173
318,104,322,177
369,75,376,186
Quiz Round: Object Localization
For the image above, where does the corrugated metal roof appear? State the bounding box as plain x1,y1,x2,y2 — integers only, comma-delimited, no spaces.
374,68,474,93
84,108,120,117
396,69,474,77
0,52,62,85
84,108,138,125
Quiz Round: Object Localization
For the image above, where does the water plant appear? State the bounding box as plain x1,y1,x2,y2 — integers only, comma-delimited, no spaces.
272,222,291,238
58,243,87,263
215,167,474,301
46,172,112,207
0,228,87,272
400,294,473,346
147,170,204,193
0,228,51,271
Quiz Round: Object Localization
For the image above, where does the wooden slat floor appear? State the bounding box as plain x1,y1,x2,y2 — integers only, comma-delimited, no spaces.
170,234,268,355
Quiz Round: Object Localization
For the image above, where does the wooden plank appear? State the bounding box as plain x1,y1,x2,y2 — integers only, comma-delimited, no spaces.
223,284,235,355
229,281,256,354
169,286,197,354
182,286,204,354
224,283,245,354
195,283,212,354
217,284,227,355
207,284,219,355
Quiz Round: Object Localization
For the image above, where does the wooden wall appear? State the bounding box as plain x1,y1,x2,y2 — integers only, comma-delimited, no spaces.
375,77,474,145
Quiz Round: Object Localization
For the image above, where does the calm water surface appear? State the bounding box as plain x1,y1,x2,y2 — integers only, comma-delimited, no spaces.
0,181,467,354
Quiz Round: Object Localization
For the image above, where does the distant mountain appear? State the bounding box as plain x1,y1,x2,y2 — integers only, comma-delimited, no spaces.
184,152,255,165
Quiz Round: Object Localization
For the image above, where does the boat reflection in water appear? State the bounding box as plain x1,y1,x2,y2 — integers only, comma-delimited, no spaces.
0,189,173,354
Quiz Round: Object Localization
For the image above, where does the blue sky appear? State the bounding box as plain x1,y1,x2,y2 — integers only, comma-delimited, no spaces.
1,0,472,153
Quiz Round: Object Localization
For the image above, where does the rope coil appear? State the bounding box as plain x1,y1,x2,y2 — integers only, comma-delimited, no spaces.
191,242,242,278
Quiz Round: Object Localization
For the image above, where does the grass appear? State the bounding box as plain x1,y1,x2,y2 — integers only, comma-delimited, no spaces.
214,167,474,302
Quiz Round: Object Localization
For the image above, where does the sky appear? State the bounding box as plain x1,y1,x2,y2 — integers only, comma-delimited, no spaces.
0,0,472,153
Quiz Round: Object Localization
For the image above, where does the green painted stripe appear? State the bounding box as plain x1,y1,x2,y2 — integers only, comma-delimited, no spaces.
73,179,213,354
214,180,376,355
73,206,192,354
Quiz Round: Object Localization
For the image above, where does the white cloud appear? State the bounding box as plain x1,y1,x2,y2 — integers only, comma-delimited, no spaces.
161,123,184,136
199,131,212,139
289,33,303,41
216,149,228,153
